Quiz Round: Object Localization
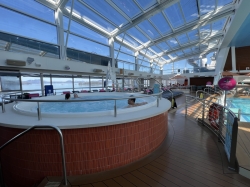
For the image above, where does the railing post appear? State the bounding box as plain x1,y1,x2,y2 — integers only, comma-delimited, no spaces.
1,100,5,113
202,99,205,122
37,102,41,120
185,96,187,116
157,96,159,107
238,109,241,121
114,100,117,117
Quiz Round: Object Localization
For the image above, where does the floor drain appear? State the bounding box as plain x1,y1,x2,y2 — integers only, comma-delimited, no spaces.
44,181,61,187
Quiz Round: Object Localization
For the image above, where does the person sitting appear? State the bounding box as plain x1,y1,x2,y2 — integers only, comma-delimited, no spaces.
73,93,79,98
126,96,147,108
65,93,70,100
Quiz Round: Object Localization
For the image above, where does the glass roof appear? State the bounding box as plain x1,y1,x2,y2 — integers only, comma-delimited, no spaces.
0,0,235,66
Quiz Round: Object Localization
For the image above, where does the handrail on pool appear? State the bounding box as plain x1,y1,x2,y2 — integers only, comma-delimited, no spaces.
0,125,67,186
2,91,163,120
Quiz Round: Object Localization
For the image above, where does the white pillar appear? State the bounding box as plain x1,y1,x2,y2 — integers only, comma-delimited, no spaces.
40,73,44,96
55,8,66,60
231,46,236,72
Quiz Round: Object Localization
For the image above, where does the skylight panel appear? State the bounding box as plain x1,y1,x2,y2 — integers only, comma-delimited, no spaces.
81,0,128,27
157,42,171,51
179,0,199,23
183,48,193,54
162,55,171,60
65,0,116,32
176,33,189,45
200,24,211,39
166,38,180,49
117,34,141,47
150,46,162,53
192,46,200,53
135,0,157,10
64,17,108,44
217,0,233,9
164,3,185,29
187,29,199,41
149,12,172,35
126,27,149,43
208,39,219,48
175,50,185,57
169,53,177,58
200,43,209,49
138,20,161,40
146,49,156,57
0,0,55,23
111,0,141,18
212,18,227,34
199,0,215,15
138,54,150,62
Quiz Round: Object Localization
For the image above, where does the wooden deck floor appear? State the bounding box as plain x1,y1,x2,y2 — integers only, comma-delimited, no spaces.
40,95,250,187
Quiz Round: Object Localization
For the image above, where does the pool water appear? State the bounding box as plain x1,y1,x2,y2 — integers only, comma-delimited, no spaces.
36,96,152,113
227,98,250,122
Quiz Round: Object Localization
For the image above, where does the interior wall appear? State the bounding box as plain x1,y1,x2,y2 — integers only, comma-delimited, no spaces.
190,77,214,86
224,46,250,71
235,46,250,70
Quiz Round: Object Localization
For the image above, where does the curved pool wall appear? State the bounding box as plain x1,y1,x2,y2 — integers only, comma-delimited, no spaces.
0,92,171,187
13,92,157,117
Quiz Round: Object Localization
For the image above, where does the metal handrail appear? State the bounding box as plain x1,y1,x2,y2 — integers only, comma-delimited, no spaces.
196,90,216,98
2,91,163,119
0,125,67,186
185,95,238,170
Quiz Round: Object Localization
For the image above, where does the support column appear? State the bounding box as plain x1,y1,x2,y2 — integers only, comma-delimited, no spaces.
231,46,236,72
149,78,155,88
55,8,66,60
109,37,116,91
135,51,139,71
40,73,44,96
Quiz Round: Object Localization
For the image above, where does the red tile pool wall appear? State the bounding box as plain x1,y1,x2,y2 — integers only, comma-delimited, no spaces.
0,112,168,187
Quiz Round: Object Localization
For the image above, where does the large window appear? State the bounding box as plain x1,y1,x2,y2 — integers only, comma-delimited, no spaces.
52,77,73,90
66,33,110,57
0,76,20,91
21,76,41,91
0,7,57,44
63,16,108,45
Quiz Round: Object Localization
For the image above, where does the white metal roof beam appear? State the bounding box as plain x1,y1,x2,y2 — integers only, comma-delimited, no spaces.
36,0,57,10
112,0,179,37
58,0,70,9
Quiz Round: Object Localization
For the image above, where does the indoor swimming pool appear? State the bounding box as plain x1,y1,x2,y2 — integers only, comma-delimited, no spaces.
227,98,250,122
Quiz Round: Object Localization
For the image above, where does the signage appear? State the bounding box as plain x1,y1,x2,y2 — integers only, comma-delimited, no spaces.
218,77,236,91
224,113,235,161
44,85,54,96
153,84,160,94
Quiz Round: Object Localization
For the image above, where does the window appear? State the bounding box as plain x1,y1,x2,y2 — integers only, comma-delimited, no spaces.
0,7,57,44
21,76,41,91
0,0,55,23
67,34,110,57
